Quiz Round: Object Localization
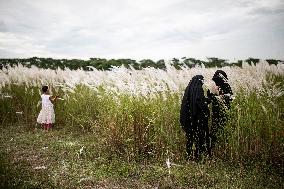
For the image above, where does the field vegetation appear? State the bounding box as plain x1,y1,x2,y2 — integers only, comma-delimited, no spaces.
0,61,283,188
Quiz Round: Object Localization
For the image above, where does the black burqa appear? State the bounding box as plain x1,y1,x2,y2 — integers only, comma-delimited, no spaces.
212,70,233,108
211,70,233,149
180,75,211,159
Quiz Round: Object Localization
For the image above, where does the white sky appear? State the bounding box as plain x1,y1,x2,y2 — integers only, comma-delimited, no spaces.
0,0,283,61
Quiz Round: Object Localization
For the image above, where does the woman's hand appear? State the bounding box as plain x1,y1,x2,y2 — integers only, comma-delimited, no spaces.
210,84,219,95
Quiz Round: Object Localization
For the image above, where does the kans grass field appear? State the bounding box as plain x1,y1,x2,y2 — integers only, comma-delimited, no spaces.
0,61,283,188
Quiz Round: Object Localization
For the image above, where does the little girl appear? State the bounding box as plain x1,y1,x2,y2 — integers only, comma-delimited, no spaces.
37,86,58,130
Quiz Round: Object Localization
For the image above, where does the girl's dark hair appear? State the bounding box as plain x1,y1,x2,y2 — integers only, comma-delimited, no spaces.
42,86,48,93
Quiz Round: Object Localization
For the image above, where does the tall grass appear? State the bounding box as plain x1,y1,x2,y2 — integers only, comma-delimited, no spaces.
0,62,283,166
219,74,284,166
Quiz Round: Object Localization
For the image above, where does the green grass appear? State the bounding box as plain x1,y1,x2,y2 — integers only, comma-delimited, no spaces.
0,125,283,189
0,73,283,188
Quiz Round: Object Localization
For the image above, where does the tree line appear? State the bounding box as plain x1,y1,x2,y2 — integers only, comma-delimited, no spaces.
0,57,282,70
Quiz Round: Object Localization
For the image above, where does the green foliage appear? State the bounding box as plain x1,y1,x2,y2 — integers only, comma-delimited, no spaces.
1,57,281,70
245,57,260,65
0,126,283,188
1,74,283,167
0,73,283,188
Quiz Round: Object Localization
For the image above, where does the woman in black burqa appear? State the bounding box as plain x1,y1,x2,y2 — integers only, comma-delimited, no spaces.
180,75,211,160
210,70,233,149
212,70,233,108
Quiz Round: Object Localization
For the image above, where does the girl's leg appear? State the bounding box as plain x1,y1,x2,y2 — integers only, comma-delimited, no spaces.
47,123,52,130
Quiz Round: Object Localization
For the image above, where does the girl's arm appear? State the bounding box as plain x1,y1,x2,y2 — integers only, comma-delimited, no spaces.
49,95,59,103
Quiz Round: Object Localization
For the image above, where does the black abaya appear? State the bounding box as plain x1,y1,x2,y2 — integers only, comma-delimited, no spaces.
180,75,211,159
211,70,233,149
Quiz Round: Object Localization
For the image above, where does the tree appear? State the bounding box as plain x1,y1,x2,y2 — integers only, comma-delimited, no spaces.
206,57,228,68
266,59,281,65
245,58,259,65
139,59,156,68
156,59,166,69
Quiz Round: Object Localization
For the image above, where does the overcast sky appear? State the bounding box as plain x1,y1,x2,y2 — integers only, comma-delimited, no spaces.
0,0,283,61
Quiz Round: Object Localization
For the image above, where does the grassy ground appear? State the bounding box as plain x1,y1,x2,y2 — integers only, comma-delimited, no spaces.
1,125,282,189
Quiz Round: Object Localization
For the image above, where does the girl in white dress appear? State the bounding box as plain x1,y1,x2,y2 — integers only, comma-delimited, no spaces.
37,86,59,130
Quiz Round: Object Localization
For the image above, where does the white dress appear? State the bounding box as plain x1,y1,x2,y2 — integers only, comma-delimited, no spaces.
37,94,55,124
